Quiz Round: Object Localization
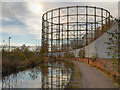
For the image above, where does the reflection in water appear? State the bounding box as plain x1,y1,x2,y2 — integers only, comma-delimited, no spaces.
2,61,72,88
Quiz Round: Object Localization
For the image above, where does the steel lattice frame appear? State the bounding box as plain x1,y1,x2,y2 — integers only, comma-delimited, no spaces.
42,6,113,53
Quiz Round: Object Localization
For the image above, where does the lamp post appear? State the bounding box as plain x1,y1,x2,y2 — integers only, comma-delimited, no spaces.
8,36,11,88
9,37,11,52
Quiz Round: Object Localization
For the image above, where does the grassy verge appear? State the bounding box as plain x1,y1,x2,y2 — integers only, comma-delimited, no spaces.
77,65,81,79
65,63,82,88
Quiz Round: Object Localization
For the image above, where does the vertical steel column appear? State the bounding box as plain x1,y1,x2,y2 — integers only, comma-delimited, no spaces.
41,72,45,88
74,25,75,49
101,8,103,34
77,6,79,48
55,68,57,86
56,25,58,51
58,8,60,51
42,16,44,47
79,24,82,46
51,11,53,52
62,24,63,50
108,12,111,25
46,13,48,52
86,6,88,46
106,11,108,30
118,5,120,81
58,67,60,88
42,17,43,48
56,68,58,86
51,66,53,88
67,7,69,50
94,7,96,40
91,23,93,41
46,70,49,88
61,69,63,88
42,15,45,48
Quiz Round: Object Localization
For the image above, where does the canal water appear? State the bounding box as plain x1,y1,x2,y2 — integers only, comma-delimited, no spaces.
1,61,72,88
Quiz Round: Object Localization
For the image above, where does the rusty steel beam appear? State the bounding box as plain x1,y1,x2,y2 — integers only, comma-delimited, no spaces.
42,6,113,53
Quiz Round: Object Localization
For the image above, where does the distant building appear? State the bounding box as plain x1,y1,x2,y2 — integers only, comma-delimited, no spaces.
35,46,41,52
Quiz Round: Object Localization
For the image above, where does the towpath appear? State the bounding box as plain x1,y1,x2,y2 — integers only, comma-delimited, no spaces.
69,61,118,88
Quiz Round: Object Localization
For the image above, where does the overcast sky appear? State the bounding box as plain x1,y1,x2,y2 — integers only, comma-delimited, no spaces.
1,1,119,46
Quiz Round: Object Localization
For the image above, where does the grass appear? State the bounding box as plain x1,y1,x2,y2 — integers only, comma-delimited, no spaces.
65,63,82,88
77,65,81,78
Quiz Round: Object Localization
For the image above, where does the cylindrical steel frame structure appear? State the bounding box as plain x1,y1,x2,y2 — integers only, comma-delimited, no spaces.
42,6,113,53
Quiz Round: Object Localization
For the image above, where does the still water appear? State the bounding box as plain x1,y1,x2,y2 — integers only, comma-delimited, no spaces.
2,61,72,88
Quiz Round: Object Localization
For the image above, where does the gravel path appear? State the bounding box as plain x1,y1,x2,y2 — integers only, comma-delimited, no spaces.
73,61,118,88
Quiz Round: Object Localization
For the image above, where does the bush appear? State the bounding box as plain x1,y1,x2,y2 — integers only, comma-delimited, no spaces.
2,59,19,75
78,49,85,59
64,52,75,58
2,44,43,76
92,55,96,62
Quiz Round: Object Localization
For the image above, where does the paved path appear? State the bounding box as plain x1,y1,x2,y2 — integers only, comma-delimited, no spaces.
73,61,118,88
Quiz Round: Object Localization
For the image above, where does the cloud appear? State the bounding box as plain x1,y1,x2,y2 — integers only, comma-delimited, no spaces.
2,17,14,22
2,21,41,40
1,2,118,46
2,25,28,35
2,2,31,17
26,2,43,15
1,0,119,2
2,2,42,40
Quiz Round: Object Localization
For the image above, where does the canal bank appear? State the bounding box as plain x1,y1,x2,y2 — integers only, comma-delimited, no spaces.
2,60,72,88
65,63,82,88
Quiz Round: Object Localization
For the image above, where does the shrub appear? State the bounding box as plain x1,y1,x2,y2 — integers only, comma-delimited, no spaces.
2,44,43,76
64,52,75,58
92,55,96,62
78,49,85,59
